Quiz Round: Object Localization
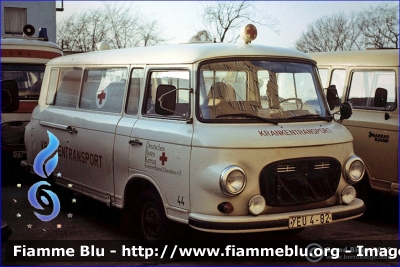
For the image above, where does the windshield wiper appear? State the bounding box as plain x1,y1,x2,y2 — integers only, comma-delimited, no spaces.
291,114,333,122
216,113,278,125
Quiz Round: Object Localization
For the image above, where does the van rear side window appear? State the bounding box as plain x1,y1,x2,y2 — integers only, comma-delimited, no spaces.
54,68,83,108
80,68,128,113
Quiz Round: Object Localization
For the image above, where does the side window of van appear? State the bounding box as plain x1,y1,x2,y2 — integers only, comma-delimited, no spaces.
348,70,396,110
45,68,60,105
317,68,329,88
54,68,83,108
126,68,144,115
330,69,346,100
144,70,190,117
80,68,127,113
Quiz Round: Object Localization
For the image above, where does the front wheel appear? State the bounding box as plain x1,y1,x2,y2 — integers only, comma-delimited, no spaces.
140,191,170,240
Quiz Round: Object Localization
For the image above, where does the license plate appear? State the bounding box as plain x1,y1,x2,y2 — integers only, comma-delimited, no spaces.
12,151,25,158
288,213,332,228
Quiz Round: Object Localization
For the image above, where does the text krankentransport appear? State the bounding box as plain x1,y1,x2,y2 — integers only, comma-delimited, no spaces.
10,243,400,263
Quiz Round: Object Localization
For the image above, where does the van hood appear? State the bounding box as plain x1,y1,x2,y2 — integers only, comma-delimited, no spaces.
192,121,353,149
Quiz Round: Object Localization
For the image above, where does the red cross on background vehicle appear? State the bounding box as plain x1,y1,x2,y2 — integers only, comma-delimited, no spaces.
96,88,107,108
98,91,106,104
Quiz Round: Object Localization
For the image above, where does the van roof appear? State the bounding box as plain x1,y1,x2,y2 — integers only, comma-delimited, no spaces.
47,42,314,66
309,49,399,67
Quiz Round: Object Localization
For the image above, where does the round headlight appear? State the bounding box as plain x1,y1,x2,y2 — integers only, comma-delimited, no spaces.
341,185,356,204
344,155,365,184
220,166,247,196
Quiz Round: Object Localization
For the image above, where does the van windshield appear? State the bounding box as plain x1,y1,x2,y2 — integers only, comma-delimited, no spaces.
198,60,330,123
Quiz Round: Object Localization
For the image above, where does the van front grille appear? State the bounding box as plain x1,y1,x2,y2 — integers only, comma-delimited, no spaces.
259,157,341,206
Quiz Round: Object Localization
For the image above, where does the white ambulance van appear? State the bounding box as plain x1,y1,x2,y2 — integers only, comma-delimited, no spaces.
310,49,398,198
1,24,63,170
23,25,366,240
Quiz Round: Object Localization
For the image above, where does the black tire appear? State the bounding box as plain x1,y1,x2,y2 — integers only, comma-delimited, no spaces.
139,190,170,241
354,175,374,219
121,191,141,236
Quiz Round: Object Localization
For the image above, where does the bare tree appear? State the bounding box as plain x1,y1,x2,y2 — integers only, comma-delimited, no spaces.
140,20,168,47
57,3,166,52
57,11,106,52
295,12,363,52
295,2,399,52
199,1,278,43
357,3,399,48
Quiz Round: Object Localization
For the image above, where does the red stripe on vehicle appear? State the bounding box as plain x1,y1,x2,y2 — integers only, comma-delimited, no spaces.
16,101,37,113
1,49,61,59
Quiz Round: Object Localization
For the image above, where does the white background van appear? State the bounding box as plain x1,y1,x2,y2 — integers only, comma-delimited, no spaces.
311,49,398,201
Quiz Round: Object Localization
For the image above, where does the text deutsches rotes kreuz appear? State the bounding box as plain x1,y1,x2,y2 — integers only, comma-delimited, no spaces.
144,141,182,176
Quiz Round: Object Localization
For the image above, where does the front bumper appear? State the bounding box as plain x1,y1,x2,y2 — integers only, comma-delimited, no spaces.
189,198,365,233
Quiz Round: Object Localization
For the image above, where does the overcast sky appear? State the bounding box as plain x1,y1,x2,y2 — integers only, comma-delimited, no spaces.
56,1,391,49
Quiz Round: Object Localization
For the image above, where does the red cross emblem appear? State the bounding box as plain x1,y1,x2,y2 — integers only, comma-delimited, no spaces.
245,24,257,39
96,87,107,108
159,152,168,166
97,91,106,104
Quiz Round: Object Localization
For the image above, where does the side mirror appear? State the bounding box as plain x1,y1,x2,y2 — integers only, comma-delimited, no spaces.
374,87,390,120
155,84,176,115
2,80,19,112
326,85,339,110
374,88,387,108
339,101,352,120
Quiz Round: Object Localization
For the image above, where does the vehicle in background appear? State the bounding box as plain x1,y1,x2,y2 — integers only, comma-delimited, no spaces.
1,220,12,243
310,49,399,201
1,24,63,174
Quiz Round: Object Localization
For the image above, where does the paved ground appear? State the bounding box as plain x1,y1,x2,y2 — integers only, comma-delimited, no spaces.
1,171,398,266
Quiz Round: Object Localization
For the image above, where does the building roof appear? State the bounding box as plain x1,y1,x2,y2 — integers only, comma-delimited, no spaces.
1,38,61,50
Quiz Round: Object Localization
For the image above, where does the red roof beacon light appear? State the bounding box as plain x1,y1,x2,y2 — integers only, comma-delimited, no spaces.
240,24,258,44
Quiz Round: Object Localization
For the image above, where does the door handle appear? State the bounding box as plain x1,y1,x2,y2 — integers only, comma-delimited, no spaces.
66,126,78,134
129,139,142,146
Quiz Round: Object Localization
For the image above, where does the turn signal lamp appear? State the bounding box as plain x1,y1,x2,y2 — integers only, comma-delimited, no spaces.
218,202,234,214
